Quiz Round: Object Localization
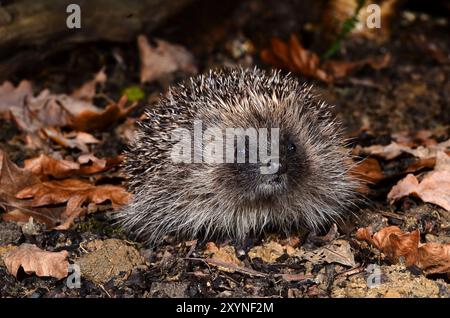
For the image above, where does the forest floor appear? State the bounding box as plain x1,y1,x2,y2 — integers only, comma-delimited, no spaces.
0,0,449,298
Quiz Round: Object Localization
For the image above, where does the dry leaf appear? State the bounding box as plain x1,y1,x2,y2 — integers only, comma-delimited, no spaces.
299,239,356,267
391,130,437,148
0,82,69,132
261,34,332,83
248,241,285,263
23,153,121,179
416,243,450,274
14,179,130,230
16,178,131,210
0,150,39,196
356,225,450,274
1,80,130,133
358,226,419,266
204,242,242,273
72,68,107,101
0,150,128,229
322,0,399,44
0,80,33,116
42,128,100,153
69,95,136,132
138,35,197,83
363,139,450,160
0,151,69,227
350,157,385,184
24,154,80,179
261,34,390,83
387,152,450,211
4,243,69,279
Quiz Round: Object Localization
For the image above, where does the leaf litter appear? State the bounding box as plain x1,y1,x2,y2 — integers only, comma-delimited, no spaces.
0,3,449,297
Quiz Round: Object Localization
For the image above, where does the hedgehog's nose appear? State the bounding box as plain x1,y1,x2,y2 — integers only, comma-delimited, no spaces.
261,159,287,175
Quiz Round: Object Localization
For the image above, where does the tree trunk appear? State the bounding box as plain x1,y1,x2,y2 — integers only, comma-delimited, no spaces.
0,0,196,80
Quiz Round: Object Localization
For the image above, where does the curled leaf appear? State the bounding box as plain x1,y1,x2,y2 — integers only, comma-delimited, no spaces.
356,225,450,274
4,244,69,279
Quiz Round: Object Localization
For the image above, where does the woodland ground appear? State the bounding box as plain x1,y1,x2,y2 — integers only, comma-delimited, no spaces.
0,0,449,298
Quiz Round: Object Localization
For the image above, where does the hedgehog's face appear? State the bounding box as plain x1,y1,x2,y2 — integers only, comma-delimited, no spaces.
215,130,309,203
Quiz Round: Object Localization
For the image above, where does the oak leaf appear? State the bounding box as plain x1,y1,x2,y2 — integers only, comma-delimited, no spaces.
356,226,450,274
4,244,69,279
387,152,450,211
138,35,197,83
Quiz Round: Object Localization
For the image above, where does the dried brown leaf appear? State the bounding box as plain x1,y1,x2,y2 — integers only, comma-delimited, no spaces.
248,241,285,263
299,239,356,267
416,243,450,274
4,243,68,279
203,242,243,273
42,128,100,153
69,95,136,132
356,225,450,274
138,35,197,83
388,152,450,211
261,34,390,83
0,150,39,196
24,154,80,179
0,80,33,115
72,68,107,101
23,153,121,179
16,178,131,210
363,139,450,160
350,157,385,184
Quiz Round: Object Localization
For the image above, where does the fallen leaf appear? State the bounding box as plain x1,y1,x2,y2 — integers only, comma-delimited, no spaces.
72,68,107,101
356,225,450,274
0,151,59,225
0,86,70,132
299,239,356,267
363,139,450,160
4,243,69,279
387,152,450,211
391,130,437,148
1,150,128,229
349,158,384,193
138,35,197,83
324,53,391,79
69,95,137,132
261,35,331,83
24,154,80,179
356,226,419,266
261,34,390,83
405,157,437,174
23,153,121,179
277,273,314,282
0,80,33,117
0,151,68,227
16,178,131,211
0,80,131,133
42,128,100,153
416,243,450,274
204,242,242,272
307,223,339,245
0,150,39,196
248,241,285,263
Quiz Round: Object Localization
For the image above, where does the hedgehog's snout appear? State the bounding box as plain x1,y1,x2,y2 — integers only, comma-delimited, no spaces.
261,159,287,175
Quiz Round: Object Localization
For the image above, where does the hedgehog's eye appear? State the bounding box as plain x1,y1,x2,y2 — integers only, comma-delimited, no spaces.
287,142,296,154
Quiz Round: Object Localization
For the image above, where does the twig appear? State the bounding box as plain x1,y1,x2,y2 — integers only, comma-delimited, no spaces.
185,257,267,277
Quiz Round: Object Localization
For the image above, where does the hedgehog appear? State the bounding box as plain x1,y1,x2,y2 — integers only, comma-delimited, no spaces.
117,68,360,246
